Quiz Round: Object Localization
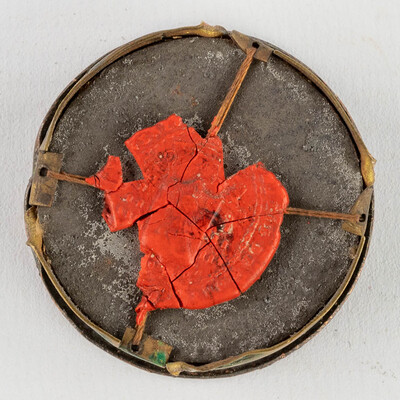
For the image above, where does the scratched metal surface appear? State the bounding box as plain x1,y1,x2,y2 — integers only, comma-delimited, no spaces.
38,37,363,364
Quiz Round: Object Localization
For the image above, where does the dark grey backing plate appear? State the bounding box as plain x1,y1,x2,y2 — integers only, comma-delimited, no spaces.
32,36,367,374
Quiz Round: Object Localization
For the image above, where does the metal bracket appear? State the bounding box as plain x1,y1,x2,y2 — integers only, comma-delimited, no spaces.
29,151,63,207
342,187,373,236
120,326,173,368
230,30,273,62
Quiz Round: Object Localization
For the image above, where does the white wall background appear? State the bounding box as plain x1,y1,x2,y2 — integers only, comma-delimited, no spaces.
1,1,399,399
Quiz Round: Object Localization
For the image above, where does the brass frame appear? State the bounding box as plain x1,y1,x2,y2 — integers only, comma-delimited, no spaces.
25,23,374,377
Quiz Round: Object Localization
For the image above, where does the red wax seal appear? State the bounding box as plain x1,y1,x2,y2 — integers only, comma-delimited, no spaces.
86,114,289,324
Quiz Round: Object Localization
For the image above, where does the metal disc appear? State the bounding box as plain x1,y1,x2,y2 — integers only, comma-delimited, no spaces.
26,27,373,377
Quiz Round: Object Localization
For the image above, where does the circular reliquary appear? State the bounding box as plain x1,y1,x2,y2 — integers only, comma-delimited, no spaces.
25,23,375,377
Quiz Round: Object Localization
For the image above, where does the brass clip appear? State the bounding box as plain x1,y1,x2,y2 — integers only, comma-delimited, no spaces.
29,151,63,207
342,187,373,236
119,327,173,368
230,30,273,62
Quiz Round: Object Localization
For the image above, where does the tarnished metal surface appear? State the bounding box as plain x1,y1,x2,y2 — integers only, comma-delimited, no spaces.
273,48,376,187
26,28,373,376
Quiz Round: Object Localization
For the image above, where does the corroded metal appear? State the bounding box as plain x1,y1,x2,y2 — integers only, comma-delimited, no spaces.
39,22,227,153
120,326,173,367
25,207,120,347
25,207,173,368
272,49,376,187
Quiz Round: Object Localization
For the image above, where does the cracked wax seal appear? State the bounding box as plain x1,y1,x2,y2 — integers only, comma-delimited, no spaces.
25,23,374,377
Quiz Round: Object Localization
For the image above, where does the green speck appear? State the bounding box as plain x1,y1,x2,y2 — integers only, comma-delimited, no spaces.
149,351,167,366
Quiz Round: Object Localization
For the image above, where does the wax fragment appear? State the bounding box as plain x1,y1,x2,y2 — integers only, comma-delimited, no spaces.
85,155,122,192
173,243,241,309
90,115,289,325
137,205,209,281
207,215,284,292
136,254,181,325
